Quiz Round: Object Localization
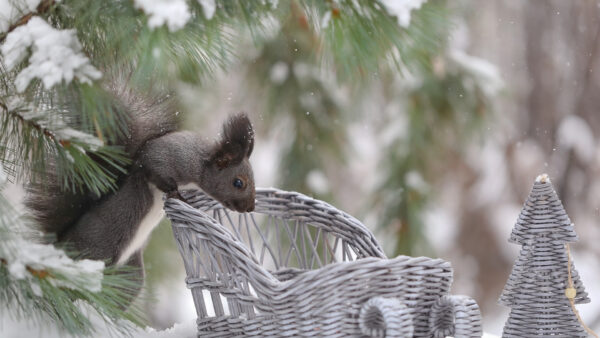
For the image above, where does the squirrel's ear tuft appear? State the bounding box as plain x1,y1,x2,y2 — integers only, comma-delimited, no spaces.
210,113,254,169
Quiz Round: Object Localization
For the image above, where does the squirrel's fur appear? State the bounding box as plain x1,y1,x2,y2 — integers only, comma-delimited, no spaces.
26,77,179,236
25,73,256,302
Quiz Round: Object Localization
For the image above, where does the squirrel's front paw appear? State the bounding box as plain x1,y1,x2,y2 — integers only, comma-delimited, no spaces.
167,190,186,202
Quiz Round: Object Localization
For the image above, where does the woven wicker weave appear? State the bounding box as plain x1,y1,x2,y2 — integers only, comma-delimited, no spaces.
499,176,590,337
164,188,482,337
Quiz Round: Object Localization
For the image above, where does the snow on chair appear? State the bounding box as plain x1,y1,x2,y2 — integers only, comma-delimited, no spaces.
164,188,482,337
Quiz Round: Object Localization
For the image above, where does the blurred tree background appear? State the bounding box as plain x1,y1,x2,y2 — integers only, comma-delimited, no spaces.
2,0,600,336
145,0,600,334
142,0,504,331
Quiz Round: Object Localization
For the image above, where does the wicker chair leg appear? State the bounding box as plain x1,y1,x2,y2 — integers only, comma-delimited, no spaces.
359,297,413,338
428,295,482,338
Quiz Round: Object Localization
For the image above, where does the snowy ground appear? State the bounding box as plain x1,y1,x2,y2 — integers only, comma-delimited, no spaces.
2,315,500,338
1,315,197,338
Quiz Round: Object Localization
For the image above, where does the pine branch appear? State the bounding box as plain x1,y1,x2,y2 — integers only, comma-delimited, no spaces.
241,0,449,200
0,0,55,44
242,4,347,196
0,190,145,336
0,93,129,194
0,101,59,143
372,50,500,256
0,258,52,279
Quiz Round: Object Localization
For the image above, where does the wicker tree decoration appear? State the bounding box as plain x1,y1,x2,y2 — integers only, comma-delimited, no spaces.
499,174,591,337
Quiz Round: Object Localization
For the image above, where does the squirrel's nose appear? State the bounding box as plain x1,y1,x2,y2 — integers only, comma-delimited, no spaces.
231,199,254,213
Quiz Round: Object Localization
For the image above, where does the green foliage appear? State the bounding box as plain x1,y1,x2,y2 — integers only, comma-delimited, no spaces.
373,56,493,256
238,0,495,256
0,189,145,336
243,12,345,193
310,1,448,81
0,68,130,194
0,0,441,193
242,1,449,197
0,265,145,336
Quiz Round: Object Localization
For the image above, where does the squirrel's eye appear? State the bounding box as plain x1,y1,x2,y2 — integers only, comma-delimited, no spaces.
233,178,244,189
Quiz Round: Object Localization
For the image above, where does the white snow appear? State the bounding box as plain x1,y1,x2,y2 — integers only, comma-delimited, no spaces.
557,115,596,164
511,139,546,183
379,101,409,146
198,0,216,20
2,236,105,293
0,0,40,33
260,0,279,8
423,206,458,253
489,204,522,260
138,320,196,337
0,196,105,319
250,137,279,188
321,10,332,29
482,333,500,338
269,61,289,84
8,98,104,150
1,303,197,338
55,128,104,150
405,170,428,193
134,0,191,32
306,170,330,195
571,250,600,325
379,0,427,28
467,140,510,207
146,276,197,329
347,122,379,194
449,50,504,97
0,17,102,93
0,163,6,185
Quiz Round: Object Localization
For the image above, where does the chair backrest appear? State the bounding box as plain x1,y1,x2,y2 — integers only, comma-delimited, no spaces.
165,188,386,320
166,199,276,320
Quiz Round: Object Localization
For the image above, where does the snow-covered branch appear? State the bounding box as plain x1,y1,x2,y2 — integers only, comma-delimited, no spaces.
1,238,105,295
133,0,219,31
0,0,54,40
0,163,6,185
0,174,103,295
1,99,104,152
0,184,141,335
1,16,101,92
379,0,428,28
134,0,191,32
198,0,216,20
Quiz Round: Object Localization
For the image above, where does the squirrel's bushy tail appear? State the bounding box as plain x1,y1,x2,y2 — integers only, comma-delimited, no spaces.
105,72,179,157
25,71,179,237
26,164,96,236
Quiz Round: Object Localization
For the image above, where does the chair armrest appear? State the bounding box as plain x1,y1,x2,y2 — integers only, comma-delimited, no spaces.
254,188,385,259
429,295,482,338
182,188,386,259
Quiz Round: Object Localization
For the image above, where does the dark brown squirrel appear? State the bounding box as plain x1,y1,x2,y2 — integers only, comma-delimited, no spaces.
25,75,256,300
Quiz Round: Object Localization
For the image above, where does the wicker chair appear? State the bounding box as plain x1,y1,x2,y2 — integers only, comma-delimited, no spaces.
164,188,482,337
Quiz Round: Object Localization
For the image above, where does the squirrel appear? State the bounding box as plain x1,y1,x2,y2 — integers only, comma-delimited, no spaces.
25,75,256,301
